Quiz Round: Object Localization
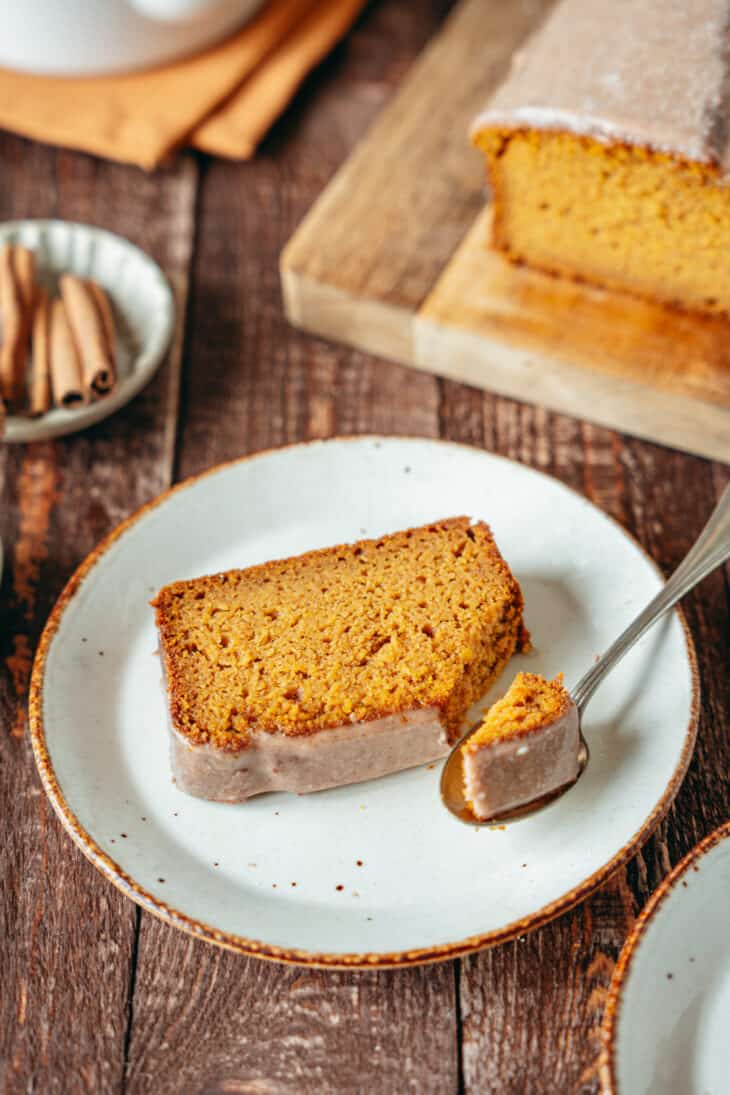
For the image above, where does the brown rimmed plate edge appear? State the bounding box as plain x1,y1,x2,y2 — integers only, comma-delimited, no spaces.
599,818,730,1093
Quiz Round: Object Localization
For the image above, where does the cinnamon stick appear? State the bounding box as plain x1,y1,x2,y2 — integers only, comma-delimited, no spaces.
0,244,25,407
60,274,116,397
13,245,36,316
87,279,116,371
0,244,36,408
29,288,51,417
50,298,84,409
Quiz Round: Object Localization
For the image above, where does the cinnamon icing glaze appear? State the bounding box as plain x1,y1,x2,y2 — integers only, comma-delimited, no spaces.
471,0,730,174
169,709,449,802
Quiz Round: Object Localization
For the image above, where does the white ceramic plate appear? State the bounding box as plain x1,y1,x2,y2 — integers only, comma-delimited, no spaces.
29,437,698,967
1,220,174,443
602,822,730,1095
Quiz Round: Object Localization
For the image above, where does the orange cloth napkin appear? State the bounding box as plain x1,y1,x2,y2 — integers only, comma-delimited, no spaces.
194,0,368,158
0,0,367,170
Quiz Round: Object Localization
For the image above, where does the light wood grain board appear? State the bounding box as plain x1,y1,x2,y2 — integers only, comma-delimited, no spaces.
281,0,730,463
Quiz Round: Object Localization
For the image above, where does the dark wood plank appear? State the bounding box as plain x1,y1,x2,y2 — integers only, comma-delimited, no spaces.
127,934,458,1095
174,0,446,481
0,139,197,1093
126,4,458,1095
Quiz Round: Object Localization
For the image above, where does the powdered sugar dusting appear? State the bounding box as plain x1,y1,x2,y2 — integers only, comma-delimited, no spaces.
472,0,730,175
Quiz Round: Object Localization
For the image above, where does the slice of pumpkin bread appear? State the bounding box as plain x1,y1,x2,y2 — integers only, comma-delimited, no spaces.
152,517,528,802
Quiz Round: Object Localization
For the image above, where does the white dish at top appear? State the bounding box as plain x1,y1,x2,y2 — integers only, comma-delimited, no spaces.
29,437,698,967
602,821,730,1095
0,220,174,444
0,0,264,76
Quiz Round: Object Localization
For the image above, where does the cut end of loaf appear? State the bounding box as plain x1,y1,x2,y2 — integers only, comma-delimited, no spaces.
474,127,730,316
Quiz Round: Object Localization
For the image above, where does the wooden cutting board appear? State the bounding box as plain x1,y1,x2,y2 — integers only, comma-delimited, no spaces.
280,0,730,462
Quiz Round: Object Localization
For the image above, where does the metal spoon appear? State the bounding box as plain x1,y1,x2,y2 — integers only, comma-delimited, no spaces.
441,483,730,826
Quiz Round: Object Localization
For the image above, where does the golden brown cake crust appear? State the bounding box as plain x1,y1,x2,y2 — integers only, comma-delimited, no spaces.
153,517,527,752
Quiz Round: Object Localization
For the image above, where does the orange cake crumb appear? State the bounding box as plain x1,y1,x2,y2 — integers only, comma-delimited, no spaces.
152,517,528,752
465,672,570,751
473,129,730,317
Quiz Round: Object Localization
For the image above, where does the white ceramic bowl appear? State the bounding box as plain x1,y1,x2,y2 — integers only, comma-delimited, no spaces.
0,0,264,76
0,219,174,443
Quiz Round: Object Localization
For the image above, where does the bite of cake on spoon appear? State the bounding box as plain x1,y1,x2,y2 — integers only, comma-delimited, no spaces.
460,673,582,823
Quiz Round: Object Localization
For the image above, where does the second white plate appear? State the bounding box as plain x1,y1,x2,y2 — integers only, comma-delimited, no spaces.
602,821,730,1094
30,437,698,966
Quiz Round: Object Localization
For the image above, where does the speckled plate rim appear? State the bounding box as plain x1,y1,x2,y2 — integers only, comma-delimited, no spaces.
28,436,701,969
1,218,175,443
599,819,730,1093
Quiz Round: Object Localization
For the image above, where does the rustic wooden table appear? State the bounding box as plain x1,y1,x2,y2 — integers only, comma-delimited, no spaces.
1,3,728,1092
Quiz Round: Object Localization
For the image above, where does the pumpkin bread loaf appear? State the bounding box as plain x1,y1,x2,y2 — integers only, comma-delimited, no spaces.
472,0,730,316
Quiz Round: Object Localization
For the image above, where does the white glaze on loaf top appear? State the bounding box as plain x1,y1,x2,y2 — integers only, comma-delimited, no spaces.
472,0,730,173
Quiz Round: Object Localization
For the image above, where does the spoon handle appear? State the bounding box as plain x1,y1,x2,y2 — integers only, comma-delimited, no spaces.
572,483,730,712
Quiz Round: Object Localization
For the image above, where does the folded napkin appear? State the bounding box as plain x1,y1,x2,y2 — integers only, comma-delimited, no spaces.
0,0,367,170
